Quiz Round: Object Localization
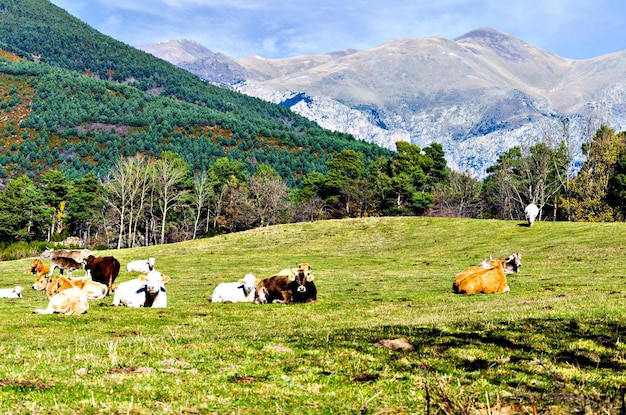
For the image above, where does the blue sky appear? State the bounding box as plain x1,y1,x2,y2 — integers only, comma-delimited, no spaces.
50,0,626,60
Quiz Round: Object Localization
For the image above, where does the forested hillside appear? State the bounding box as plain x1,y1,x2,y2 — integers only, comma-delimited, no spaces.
0,0,391,186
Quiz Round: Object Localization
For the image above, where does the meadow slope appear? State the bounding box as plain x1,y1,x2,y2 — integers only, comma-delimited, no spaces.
0,217,624,414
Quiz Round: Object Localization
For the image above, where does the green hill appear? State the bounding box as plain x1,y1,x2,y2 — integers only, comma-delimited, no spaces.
0,216,624,413
0,0,391,184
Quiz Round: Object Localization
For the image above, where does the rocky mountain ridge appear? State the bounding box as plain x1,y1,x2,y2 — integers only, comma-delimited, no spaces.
137,29,626,176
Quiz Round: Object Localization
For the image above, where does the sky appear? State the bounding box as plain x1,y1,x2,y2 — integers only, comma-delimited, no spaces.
49,0,626,60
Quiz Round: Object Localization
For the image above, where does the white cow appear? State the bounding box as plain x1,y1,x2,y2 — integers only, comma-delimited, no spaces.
524,203,539,226
211,273,258,303
34,287,89,315
0,285,22,298
112,270,170,308
126,257,156,273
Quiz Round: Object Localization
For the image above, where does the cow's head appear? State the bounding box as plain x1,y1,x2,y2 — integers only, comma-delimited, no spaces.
289,269,315,293
140,271,170,296
46,277,72,297
32,273,52,291
238,273,257,296
506,253,522,273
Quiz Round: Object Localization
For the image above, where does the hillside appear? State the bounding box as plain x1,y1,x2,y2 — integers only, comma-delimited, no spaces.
0,216,624,413
0,0,391,184
143,27,626,176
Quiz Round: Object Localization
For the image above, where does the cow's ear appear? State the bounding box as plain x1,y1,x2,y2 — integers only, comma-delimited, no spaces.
161,275,171,284
139,274,148,281
306,274,315,282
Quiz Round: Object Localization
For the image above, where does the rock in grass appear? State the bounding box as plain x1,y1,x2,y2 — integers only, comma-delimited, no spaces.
374,338,414,352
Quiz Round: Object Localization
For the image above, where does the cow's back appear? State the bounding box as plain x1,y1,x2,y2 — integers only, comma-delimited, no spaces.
254,275,290,304
453,262,509,295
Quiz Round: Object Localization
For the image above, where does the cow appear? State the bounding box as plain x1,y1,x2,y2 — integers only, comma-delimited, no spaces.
40,247,93,263
0,285,22,298
47,256,84,278
478,253,522,274
32,274,108,300
524,203,539,226
84,255,120,294
254,268,317,304
41,248,93,276
45,276,108,300
111,271,170,308
33,287,89,315
29,258,50,278
126,257,156,273
453,259,510,295
211,273,258,303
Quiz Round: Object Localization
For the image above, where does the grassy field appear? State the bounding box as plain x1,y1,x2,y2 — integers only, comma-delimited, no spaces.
0,216,624,414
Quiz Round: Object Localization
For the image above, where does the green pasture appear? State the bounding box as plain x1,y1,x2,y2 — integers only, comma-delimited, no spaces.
0,217,624,414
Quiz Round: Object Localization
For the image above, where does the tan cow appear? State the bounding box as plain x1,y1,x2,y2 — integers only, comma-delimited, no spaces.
29,258,50,278
33,287,89,315
46,276,108,300
453,259,510,295
32,274,107,300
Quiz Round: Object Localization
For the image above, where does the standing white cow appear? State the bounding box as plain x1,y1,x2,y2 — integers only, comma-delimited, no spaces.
524,203,539,226
211,273,258,303
112,270,170,308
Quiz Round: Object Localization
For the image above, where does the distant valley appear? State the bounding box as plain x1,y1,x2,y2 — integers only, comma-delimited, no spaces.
138,28,626,176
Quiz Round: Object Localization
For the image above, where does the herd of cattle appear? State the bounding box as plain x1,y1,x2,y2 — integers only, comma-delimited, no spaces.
0,248,319,315
0,207,537,314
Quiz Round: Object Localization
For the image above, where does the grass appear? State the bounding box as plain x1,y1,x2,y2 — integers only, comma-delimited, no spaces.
0,216,624,414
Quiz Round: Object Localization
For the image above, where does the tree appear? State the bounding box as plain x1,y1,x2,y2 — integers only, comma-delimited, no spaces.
561,126,625,221
66,173,105,246
248,164,289,227
483,142,570,221
0,175,43,241
40,169,69,241
431,171,483,218
153,151,190,244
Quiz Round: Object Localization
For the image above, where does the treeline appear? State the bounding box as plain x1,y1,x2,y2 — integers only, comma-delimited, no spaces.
432,125,626,222
0,141,449,248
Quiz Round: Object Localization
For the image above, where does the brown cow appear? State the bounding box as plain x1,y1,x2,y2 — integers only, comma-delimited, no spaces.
254,267,317,304
84,255,120,294
453,259,510,295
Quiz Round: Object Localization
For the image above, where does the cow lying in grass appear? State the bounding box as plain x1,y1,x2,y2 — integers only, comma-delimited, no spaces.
453,259,510,295
126,257,156,273
212,273,258,303
254,266,317,304
32,274,108,300
33,287,89,315
0,285,22,298
29,259,50,278
111,271,170,308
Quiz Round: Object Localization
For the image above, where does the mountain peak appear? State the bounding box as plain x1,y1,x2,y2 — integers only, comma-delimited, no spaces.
137,39,214,65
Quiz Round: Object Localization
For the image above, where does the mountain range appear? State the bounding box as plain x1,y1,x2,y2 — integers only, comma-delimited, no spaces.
139,28,626,176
